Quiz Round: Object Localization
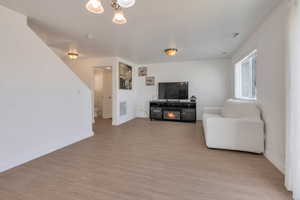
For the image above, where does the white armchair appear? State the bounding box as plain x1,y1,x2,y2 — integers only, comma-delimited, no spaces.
202,99,264,154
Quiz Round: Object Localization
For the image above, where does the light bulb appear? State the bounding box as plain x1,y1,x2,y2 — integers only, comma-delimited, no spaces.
112,9,127,24
164,48,178,56
117,0,135,8
86,0,104,14
67,52,79,60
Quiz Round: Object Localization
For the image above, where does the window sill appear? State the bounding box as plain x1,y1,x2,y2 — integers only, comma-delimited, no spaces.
234,97,257,102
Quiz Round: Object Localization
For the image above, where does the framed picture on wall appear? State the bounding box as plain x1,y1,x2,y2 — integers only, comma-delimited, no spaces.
138,66,147,76
119,62,132,90
146,76,155,86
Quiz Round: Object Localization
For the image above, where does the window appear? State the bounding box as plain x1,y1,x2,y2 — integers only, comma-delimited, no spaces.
235,50,257,100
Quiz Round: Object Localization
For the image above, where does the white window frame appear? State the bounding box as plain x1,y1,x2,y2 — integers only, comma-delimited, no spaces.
234,50,257,100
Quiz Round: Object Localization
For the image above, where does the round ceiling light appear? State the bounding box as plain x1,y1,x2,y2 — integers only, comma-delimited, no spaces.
86,0,104,14
117,0,135,8
67,52,79,60
112,9,127,24
164,48,178,56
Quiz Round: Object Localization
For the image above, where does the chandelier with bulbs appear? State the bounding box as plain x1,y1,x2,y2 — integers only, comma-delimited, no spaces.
85,0,135,24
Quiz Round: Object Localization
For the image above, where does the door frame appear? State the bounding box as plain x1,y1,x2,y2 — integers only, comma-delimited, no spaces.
93,66,113,122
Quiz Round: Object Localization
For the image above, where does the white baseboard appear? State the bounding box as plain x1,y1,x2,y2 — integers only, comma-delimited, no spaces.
264,152,284,174
114,116,136,126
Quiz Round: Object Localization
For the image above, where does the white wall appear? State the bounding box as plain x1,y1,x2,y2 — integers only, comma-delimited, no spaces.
135,60,232,120
66,57,138,125
64,57,115,124
0,5,93,172
285,0,300,194
116,57,138,124
232,1,288,172
64,57,104,90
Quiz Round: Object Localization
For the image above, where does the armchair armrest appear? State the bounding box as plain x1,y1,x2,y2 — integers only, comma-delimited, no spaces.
205,117,264,153
203,106,223,115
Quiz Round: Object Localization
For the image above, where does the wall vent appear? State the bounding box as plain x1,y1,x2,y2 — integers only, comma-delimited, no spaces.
120,101,127,116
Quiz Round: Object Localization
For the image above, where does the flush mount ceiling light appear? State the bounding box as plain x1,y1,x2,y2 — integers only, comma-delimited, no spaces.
85,0,134,24
67,51,79,60
164,48,178,56
86,0,104,14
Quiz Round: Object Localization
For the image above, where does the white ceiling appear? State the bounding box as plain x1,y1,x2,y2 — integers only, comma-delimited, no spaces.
0,0,281,64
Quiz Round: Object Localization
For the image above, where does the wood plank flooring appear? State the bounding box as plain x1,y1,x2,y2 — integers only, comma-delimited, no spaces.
0,118,292,200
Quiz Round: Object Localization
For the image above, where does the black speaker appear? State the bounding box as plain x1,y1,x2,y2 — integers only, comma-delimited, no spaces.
150,107,162,120
181,109,196,122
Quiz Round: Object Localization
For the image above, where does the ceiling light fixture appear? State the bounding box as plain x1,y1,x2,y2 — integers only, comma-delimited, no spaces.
112,8,127,24
85,0,133,24
117,0,135,8
86,0,104,14
67,51,79,60
164,48,178,56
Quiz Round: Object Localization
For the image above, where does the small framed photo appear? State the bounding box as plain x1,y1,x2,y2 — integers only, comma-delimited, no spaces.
138,66,147,76
146,76,155,86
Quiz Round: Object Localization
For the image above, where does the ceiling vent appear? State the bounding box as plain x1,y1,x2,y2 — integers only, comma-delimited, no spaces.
233,33,240,38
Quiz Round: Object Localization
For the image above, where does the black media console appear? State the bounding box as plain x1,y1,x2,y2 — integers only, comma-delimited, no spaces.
150,100,196,123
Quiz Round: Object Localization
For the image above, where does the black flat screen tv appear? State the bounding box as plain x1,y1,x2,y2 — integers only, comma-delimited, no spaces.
158,82,189,100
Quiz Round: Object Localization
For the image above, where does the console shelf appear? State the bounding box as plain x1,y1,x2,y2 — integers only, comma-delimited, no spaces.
150,100,196,123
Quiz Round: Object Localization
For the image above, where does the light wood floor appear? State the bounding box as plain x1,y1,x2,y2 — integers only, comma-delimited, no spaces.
0,118,292,200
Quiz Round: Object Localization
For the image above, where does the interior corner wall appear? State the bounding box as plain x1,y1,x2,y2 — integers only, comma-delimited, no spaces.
0,5,93,172
232,1,288,173
115,57,138,125
66,57,138,126
65,57,118,125
135,59,232,120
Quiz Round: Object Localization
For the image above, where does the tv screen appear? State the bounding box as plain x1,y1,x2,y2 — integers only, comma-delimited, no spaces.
158,82,189,100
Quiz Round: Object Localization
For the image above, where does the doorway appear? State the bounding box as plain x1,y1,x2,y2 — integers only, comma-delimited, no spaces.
94,66,112,121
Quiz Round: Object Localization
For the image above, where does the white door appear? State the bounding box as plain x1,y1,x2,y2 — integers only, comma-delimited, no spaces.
102,70,112,119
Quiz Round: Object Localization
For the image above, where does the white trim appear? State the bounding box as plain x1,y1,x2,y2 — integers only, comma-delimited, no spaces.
234,50,257,100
